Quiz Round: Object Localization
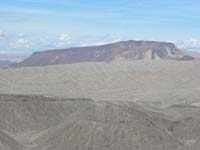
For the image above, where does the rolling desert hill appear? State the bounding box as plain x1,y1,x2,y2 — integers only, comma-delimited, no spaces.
15,40,193,67
0,60,200,149
0,94,200,150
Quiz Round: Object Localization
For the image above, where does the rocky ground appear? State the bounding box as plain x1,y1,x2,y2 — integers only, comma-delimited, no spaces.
0,60,200,108
0,60,200,149
0,94,200,150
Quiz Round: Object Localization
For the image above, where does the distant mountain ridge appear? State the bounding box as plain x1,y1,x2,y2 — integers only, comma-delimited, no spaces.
183,50,200,59
0,60,16,67
15,40,194,67
0,53,28,67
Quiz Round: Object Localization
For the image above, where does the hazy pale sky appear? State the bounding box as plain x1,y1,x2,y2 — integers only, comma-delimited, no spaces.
0,0,200,53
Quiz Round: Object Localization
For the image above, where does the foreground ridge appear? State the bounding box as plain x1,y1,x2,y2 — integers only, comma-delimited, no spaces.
1,94,200,150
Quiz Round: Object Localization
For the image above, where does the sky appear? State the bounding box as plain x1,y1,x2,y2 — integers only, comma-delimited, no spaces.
0,0,200,54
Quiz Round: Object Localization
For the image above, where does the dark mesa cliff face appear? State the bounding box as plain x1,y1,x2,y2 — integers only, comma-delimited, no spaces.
15,40,190,67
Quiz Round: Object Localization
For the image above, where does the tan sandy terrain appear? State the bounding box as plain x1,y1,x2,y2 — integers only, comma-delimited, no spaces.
0,60,200,107
0,60,200,150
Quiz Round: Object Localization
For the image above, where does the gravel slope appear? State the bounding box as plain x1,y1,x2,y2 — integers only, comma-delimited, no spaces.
0,60,200,108
0,61,200,149
1,94,200,150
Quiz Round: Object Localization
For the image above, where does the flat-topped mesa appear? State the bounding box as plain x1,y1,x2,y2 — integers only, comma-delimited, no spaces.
15,40,193,67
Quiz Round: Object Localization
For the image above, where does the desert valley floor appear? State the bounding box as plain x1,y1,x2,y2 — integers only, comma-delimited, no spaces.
0,60,200,150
